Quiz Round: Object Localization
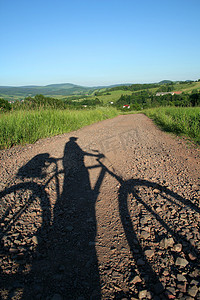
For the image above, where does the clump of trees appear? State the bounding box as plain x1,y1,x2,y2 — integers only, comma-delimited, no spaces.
0,94,104,112
64,97,102,108
115,91,200,110
108,83,159,92
24,94,65,109
10,94,65,110
156,83,174,93
0,98,12,112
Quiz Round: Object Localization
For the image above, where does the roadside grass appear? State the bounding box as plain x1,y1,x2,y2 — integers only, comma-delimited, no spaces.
0,107,119,149
1,106,200,150
143,107,200,144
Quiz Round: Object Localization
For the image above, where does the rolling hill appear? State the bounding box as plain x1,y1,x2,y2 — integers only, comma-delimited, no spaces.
1,80,199,101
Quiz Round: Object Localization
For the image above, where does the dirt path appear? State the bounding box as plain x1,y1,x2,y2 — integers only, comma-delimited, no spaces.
0,114,200,300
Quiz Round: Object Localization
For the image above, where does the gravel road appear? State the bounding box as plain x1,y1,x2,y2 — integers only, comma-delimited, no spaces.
0,114,200,300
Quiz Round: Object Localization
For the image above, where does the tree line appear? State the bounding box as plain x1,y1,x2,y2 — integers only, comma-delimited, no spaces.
1,91,200,113
115,91,200,110
108,83,160,92
0,94,103,112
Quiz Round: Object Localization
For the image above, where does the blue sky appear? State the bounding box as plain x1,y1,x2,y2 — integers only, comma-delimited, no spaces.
0,0,200,86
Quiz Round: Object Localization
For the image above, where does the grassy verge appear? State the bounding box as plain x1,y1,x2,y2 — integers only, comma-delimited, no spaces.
0,107,119,149
143,107,200,144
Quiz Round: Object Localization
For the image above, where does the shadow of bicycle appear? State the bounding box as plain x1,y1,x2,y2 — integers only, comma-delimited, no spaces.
0,138,199,299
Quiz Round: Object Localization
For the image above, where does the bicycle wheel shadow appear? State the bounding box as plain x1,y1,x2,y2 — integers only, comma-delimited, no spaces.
116,178,199,299
0,153,52,299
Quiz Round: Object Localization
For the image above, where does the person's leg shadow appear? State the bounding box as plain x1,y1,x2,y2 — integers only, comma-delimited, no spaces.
51,137,101,299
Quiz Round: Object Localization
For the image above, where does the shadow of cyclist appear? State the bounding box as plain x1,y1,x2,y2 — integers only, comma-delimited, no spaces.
30,137,102,299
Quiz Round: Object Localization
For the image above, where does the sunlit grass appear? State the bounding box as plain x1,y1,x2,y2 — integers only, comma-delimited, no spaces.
144,107,200,144
0,107,119,149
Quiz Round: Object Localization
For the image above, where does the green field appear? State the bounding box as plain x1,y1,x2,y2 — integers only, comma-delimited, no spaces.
144,107,200,144
93,90,133,103
0,107,119,149
62,90,134,105
172,81,200,93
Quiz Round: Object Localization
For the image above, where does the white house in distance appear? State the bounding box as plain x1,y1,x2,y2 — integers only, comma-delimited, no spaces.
156,91,182,96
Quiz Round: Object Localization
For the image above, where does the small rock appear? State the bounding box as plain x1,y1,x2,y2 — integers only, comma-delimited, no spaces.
173,243,182,252
143,226,151,232
190,279,199,286
140,231,150,239
112,271,121,278
175,257,189,267
165,292,176,299
166,287,176,296
160,237,174,249
163,270,169,276
14,240,21,245
32,236,38,245
9,248,18,254
190,239,196,247
165,286,177,298
189,269,199,278
145,249,154,258
188,253,197,261
177,282,187,293
138,290,148,299
177,274,187,282
131,275,142,284
187,285,198,297
153,189,160,194
192,184,199,191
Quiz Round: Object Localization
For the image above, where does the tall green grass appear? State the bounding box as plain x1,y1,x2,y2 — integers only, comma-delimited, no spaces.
144,107,200,144
0,107,119,149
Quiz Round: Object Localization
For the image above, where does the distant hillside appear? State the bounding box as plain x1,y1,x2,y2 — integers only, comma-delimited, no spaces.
0,83,134,100
0,83,94,99
1,80,199,101
158,80,174,85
